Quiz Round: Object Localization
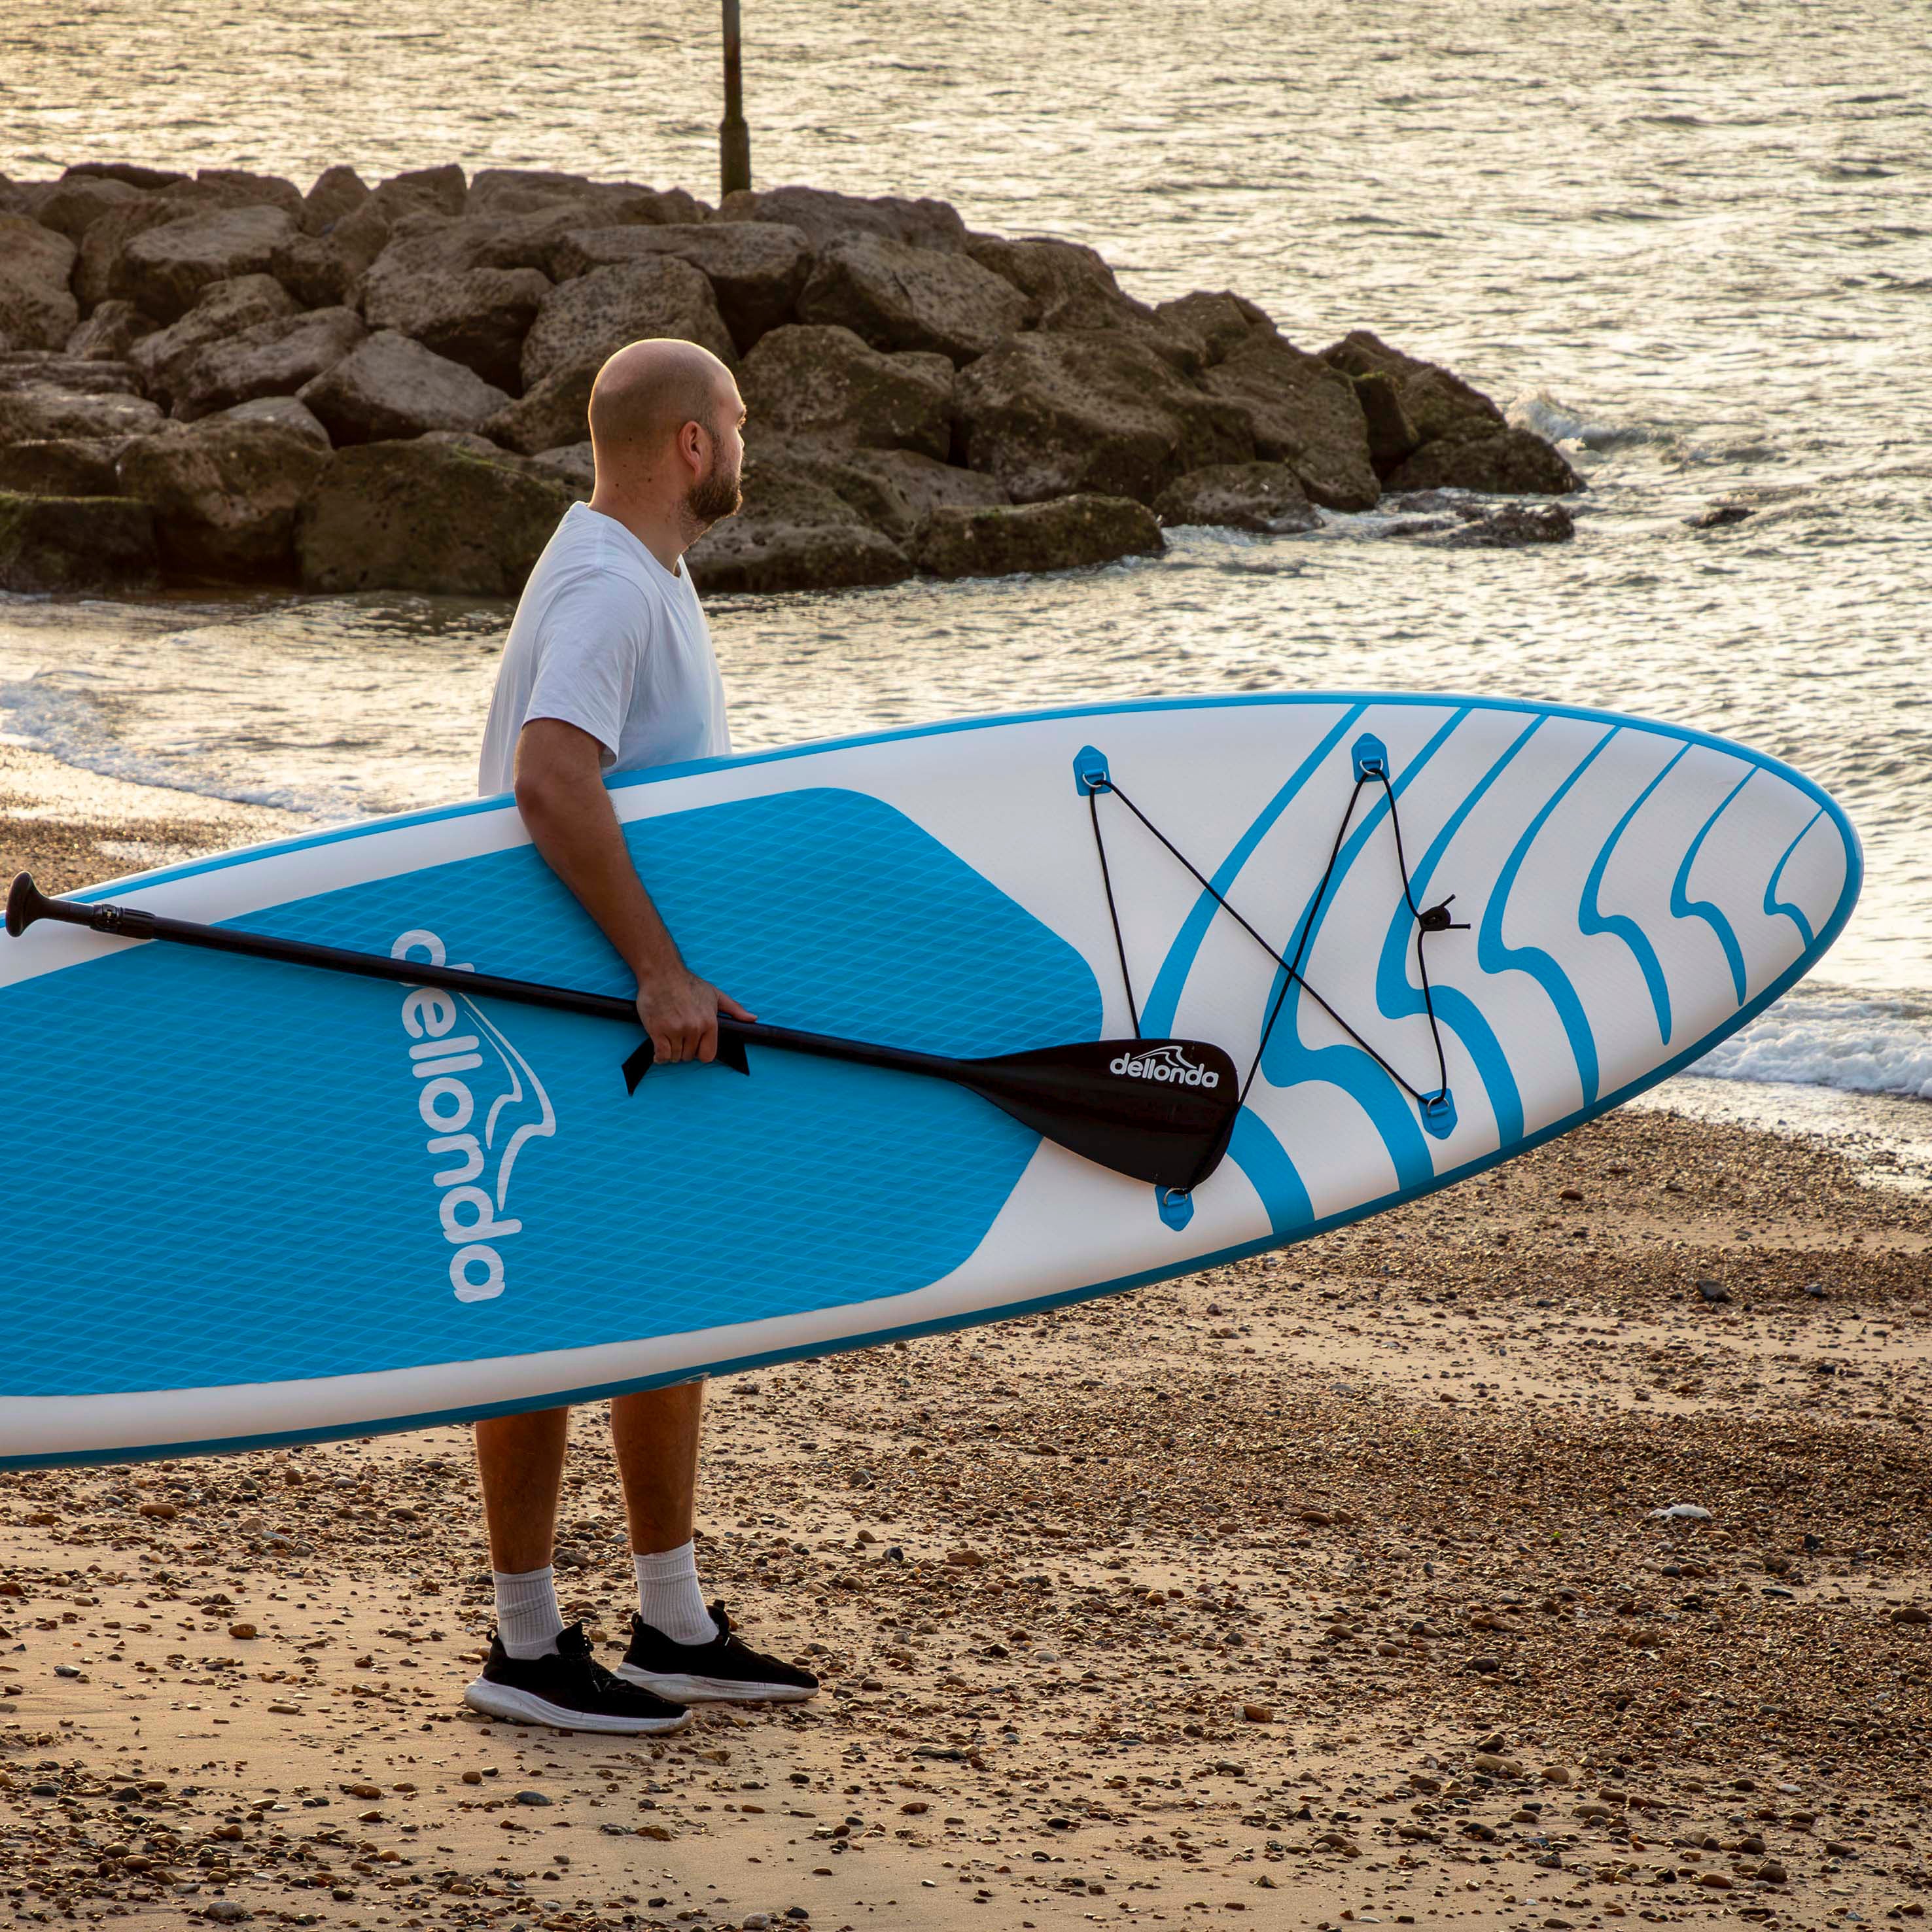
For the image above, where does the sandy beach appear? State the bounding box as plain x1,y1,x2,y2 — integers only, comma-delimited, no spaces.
0,740,306,893
2,752,1928,1931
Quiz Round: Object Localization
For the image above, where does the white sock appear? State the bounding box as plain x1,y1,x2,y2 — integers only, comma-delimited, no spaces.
634,1540,714,1645
493,1564,564,1659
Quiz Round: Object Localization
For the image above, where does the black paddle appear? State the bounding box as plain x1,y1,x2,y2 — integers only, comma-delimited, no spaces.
7,872,1239,1192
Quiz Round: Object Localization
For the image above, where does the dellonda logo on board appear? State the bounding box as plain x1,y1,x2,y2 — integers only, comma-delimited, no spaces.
393,930,555,1303
1109,1043,1221,1088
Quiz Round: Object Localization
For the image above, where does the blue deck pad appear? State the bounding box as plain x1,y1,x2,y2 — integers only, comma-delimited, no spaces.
8,787,1101,1397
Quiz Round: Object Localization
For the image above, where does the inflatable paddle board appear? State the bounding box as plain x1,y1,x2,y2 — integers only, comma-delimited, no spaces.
0,694,1859,1468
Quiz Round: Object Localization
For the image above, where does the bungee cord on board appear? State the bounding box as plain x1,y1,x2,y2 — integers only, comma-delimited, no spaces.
1083,755,1468,1119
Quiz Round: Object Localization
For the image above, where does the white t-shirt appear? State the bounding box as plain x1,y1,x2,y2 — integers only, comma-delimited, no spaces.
477,502,731,798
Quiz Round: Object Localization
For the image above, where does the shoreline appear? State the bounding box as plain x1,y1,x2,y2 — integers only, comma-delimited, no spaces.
0,736,309,891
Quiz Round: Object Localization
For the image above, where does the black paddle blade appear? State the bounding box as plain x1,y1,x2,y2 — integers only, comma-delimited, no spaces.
958,1037,1241,1192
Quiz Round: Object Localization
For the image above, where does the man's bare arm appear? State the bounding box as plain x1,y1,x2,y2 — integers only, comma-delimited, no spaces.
513,717,752,1063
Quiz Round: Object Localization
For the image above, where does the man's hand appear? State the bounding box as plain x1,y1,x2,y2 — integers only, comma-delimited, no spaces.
637,966,756,1064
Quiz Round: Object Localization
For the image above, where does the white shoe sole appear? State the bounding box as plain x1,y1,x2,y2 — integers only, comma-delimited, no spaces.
463,1677,692,1734
614,1663,817,1704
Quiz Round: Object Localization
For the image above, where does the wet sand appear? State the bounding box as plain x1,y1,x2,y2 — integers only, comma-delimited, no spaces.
0,742,306,894
3,752,1929,1931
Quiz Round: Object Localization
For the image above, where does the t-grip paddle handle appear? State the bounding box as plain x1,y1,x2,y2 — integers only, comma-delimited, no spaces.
7,871,148,941
5,870,39,938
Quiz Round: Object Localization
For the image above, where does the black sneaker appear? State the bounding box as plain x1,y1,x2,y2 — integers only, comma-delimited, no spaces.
616,1602,820,1704
463,1621,691,1734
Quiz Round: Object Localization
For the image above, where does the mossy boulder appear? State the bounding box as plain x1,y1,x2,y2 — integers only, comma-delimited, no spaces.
296,438,573,595
912,493,1163,579
954,332,1252,506
1153,462,1320,534
117,411,332,580
685,455,913,595
0,491,158,591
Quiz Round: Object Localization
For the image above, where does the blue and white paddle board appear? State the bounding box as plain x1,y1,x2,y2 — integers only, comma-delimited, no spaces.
0,694,1859,1467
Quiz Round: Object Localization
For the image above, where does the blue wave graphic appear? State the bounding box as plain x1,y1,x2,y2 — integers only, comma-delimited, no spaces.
1475,727,1615,1108
1375,713,1537,1148
1577,739,1686,1047
1224,1109,1314,1236
1254,713,1467,1194
1670,768,1755,1002
1764,807,1823,949
1138,704,1367,1038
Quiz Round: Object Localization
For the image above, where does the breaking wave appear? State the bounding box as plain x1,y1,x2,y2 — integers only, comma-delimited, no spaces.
1689,985,1932,1102
1509,389,1662,453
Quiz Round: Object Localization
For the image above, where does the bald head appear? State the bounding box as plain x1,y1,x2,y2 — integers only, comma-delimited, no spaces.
584,338,746,559
588,338,736,469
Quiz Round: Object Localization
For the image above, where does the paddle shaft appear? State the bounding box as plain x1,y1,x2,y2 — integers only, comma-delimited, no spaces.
6,872,1006,1089
7,871,1241,1189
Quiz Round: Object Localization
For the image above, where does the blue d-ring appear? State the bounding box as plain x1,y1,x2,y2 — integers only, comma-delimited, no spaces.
1073,745,1111,796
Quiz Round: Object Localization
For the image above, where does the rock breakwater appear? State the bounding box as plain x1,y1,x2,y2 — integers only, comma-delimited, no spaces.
0,164,1583,597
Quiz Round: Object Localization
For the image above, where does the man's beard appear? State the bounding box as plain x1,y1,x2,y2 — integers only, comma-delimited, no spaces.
687,450,743,527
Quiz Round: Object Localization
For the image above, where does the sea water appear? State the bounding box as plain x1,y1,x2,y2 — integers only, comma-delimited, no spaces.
2,0,1928,1133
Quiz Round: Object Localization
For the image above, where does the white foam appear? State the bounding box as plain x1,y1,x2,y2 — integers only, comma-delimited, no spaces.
1508,387,1657,452
1689,987,1932,1102
0,676,349,821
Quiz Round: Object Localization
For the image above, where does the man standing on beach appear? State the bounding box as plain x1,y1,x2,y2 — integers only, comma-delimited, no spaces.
461,337,818,1734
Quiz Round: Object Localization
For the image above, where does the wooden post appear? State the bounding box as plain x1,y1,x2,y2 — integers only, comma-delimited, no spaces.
720,0,751,198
